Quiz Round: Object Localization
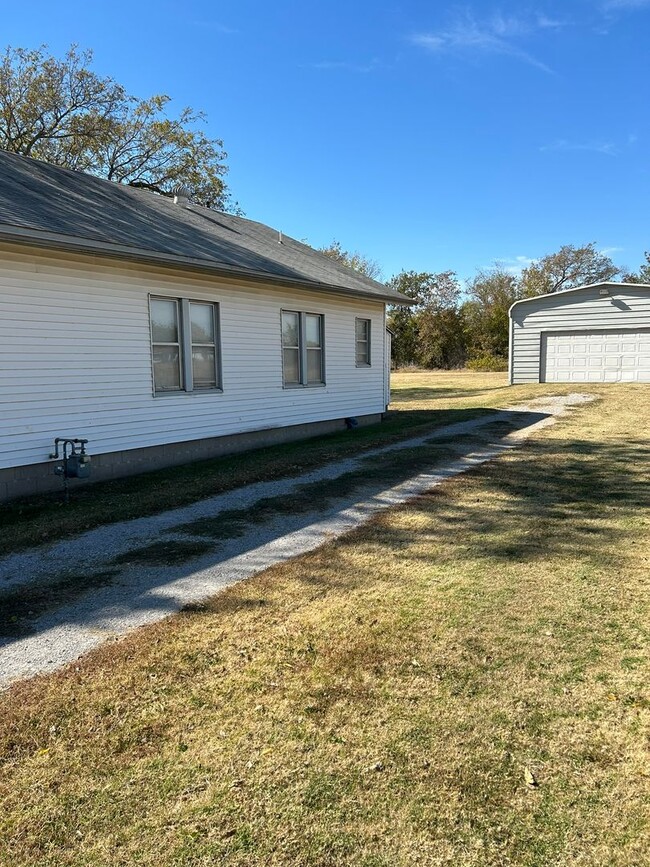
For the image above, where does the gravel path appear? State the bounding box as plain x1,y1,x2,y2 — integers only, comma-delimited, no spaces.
0,393,593,688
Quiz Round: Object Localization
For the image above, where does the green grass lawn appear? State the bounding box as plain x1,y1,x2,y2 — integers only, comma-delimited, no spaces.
0,373,648,865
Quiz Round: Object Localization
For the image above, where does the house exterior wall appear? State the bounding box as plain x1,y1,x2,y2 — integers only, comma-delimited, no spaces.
0,243,388,493
509,284,650,383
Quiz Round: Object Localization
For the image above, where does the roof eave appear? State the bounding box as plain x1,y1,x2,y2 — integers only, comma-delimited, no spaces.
0,224,414,306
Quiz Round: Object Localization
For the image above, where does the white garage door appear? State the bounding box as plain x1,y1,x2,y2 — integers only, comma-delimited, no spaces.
542,330,650,383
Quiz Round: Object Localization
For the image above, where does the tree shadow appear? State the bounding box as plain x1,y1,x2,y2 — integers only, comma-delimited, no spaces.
6,408,635,678
0,408,550,657
333,435,649,575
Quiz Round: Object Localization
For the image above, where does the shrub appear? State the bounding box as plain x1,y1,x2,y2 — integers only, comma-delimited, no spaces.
466,354,508,372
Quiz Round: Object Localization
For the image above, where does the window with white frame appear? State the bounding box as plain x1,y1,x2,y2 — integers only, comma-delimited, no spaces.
150,296,221,394
355,318,371,366
281,310,325,386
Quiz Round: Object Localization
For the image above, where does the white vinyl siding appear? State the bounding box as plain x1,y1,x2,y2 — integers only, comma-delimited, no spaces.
510,285,650,383
0,244,387,470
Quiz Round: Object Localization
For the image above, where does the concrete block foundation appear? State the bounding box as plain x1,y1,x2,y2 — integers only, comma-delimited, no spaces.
0,413,383,502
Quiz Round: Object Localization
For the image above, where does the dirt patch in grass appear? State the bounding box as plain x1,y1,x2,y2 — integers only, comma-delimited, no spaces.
0,568,120,638
0,383,648,865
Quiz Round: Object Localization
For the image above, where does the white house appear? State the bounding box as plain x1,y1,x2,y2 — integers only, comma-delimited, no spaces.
0,151,409,501
509,282,650,384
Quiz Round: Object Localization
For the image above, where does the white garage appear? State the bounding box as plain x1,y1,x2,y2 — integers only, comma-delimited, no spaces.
509,282,650,384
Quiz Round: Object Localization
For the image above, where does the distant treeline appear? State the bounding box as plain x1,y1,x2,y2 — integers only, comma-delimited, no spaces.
321,241,650,370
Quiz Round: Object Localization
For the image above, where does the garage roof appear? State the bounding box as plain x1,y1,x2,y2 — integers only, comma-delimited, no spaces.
509,281,650,315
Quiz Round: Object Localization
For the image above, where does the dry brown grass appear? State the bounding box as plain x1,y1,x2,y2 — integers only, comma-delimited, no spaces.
0,374,648,866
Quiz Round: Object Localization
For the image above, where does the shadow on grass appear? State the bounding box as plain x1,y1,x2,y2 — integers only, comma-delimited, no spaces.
4,409,637,657
0,408,498,557
333,435,650,573
0,408,542,649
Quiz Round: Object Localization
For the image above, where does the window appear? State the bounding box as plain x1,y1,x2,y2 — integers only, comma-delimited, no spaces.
281,311,301,385
151,298,182,391
305,314,324,384
281,310,325,386
150,296,221,394
190,302,219,390
355,318,371,366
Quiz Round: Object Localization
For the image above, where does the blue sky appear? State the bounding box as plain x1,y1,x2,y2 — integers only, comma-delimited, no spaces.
3,1,649,283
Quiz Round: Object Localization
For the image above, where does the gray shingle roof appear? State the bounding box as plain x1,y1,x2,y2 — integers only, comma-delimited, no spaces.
0,150,409,304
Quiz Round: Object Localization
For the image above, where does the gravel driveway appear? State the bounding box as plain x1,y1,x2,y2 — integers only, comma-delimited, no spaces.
0,393,593,689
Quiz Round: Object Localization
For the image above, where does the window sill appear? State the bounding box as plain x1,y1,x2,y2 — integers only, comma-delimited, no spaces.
355,363,372,368
153,388,224,397
282,382,326,389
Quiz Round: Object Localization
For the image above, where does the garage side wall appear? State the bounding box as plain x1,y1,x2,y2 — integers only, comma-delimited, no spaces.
510,285,650,383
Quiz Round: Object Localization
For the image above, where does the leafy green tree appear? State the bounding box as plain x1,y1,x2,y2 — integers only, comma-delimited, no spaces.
318,240,382,280
385,271,422,367
417,306,466,369
0,44,234,210
462,268,521,361
387,271,465,369
519,243,619,296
